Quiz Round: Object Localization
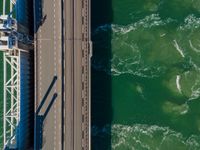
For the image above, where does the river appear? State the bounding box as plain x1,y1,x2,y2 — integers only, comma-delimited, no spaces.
91,0,200,149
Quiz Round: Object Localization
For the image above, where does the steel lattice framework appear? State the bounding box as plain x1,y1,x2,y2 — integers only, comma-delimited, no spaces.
3,50,20,148
1,0,21,149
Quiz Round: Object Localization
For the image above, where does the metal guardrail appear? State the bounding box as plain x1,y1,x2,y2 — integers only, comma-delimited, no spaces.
1,1,20,149
1,0,33,149
81,0,92,149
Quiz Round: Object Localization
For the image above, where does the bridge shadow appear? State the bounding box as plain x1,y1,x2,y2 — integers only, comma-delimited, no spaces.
34,0,46,32
91,0,113,149
34,76,58,150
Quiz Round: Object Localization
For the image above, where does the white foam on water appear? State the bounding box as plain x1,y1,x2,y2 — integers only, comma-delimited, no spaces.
189,40,200,53
92,124,200,150
110,54,166,78
189,79,200,101
180,103,189,115
92,40,166,78
188,57,200,72
184,56,200,101
94,61,166,78
112,14,174,34
179,14,200,30
92,14,175,78
173,40,185,58
162,101,189,115
93,14,174,35
176,75,182,93
92,14,200,86
160,33,166,37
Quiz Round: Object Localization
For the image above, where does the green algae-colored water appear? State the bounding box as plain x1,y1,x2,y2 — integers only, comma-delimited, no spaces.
0,52,3,149
0,0,11,148
92,0,200,149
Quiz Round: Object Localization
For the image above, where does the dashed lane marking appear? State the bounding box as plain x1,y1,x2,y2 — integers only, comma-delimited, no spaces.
53,0,57,149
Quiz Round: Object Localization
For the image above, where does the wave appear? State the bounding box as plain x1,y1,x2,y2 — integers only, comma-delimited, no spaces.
175,58,200,101
92,124,200,150
110,58,166,78
179,14,200,30
93,14,174,35
92,13,200,95
189,40,200,53
176,75,182,93
189,79,200,101
173,40,185,58
93,14,200,37
92,38,166,78
183,58,200,101
92,52,166,78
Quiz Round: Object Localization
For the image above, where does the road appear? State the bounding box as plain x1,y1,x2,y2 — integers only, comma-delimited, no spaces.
34,0,91,149
63,0,91,149
34,0,62,149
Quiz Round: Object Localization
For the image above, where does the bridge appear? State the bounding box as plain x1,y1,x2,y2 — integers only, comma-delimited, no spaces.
1,0,34,149
1,0,91,149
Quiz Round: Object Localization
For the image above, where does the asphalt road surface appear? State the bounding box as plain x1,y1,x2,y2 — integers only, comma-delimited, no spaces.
63,0,91,149
34,0,91,149
34,0,62,149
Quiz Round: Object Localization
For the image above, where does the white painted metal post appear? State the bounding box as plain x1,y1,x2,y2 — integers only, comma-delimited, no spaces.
10,0,13,16
11,58,14,137
3,53,7,146
3,0,6,15
18,51,20,123
1,0,31,148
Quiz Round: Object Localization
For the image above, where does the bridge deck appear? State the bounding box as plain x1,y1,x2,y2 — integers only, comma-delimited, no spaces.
34,0,62,149
34,0,91,149
63,0,91,149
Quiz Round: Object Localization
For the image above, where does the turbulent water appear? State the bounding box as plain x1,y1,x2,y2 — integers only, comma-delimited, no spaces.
92,0,200,150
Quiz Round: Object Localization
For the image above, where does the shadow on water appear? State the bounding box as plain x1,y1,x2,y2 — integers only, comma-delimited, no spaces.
34,76,58,150
91,0,113,149
20,0,35,149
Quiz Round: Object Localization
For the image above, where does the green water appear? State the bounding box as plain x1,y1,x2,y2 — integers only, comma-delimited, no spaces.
0,0,4,145
0,0,11,148
0,52,3,149
92,0,200,149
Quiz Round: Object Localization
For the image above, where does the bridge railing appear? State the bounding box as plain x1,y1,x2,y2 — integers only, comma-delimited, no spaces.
1,0,21,149
3,50,20,149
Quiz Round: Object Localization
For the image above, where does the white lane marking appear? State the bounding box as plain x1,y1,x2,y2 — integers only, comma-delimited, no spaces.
53,0,57,149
